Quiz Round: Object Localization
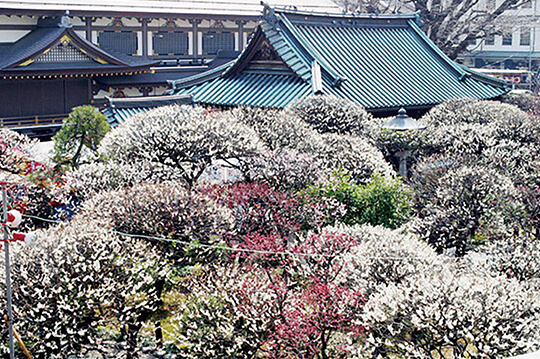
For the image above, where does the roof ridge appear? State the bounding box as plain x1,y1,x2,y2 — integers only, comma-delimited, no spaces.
277,11,346,85
170,60,233,89
406,19,468,80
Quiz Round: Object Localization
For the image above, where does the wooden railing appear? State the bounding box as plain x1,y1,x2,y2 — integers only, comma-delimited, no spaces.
0,114,68,129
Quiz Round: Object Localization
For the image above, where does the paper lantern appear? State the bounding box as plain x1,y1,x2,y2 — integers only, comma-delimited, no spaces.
5,210,22,228
12,232,36,246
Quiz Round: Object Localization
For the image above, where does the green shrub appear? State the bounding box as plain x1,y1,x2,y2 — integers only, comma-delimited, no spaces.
53,105,110,169
308,172,411,229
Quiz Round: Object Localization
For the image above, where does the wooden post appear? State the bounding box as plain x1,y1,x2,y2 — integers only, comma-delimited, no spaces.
2,188,14,359
142,18,149,59
4,316,32,359
190,19,202,60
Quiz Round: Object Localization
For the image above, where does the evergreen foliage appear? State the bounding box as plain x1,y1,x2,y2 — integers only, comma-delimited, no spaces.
53,105,110,169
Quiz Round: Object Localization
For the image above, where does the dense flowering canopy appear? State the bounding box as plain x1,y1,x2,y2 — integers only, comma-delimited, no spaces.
99,105,265,187
421,98,540,176
334,224,540,359
4,95,540,359
287,95,377,137
0,129,38,177
228,104,393,183
411,156,519,254
82,182,234,241
0,220,164,357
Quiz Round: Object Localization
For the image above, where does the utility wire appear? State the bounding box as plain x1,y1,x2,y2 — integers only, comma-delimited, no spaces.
22,213,487,262
23,214,59,224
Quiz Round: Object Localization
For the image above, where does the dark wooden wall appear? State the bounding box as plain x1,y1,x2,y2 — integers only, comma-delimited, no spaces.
0,78,90,119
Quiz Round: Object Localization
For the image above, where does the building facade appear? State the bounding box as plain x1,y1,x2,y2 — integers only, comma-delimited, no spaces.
0,0,339,132
170,6,508,115
459,0,539,88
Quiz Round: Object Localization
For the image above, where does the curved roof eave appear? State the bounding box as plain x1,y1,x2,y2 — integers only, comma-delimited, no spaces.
170,60,234,90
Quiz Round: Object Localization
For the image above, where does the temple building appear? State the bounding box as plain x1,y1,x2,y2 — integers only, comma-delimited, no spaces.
0,0,339,135
0,14,157,125
170,5,509,115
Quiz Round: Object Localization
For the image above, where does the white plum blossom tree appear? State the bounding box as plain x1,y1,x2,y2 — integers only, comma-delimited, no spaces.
468,237,540,286
4,99,538,359
219,105,395,184
64,160,184,199
421,98,540,178
230,106,317,151
247,148,330,191
171,265,278,359
299,132,394,183
332,224,540,359
0,128,38,177
335,224,444,295
80,182,234,264
287,95,378,138
0,220,164,358
98,105,265,188
361,268,540,359
411,99,540,248
410,157,518,254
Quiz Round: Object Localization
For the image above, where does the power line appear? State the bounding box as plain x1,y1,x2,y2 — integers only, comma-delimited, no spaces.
22,213,495,262
23,214,59,224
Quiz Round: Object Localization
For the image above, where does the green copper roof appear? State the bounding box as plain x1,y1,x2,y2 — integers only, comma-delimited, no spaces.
171,6,508,110
175,72,311,108
101,94,192,126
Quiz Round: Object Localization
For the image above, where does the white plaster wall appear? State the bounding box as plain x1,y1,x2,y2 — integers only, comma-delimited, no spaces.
197,32,203,54
136,31,143,55
0,15,37,25
91,30,98,45
0,30,31,43
188,32,194,55
71,17,85,26
74,30,86,40
147,31,154,56
234,32,240,51
243,32,248,48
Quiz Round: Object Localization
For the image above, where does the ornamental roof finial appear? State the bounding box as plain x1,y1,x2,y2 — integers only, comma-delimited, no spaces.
261,1,278,27
59,10,73,28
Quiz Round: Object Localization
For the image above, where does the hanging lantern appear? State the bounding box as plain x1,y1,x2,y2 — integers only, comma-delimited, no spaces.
5,210,22,228
12,232,36,246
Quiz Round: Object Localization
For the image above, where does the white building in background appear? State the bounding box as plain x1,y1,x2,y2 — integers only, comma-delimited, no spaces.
459,0,539,88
